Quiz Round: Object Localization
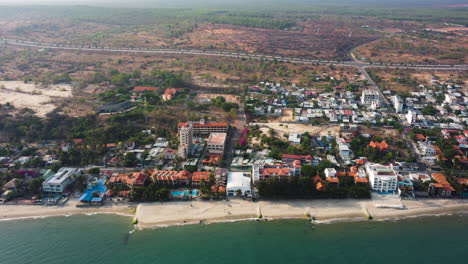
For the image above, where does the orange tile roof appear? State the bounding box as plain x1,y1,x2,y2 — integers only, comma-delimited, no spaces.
354,177,369,183
151,170,192,181
192,171,210,182
133,86,160,92
369,141,389,151
456,178,468,185
316,182,326,191
282,154,313,160
326,177,339,183
259,168,291,176
431,173,455,192
211,186,226,193
415,134,426,141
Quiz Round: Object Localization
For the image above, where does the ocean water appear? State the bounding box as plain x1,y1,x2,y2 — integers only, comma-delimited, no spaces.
0,214,467,264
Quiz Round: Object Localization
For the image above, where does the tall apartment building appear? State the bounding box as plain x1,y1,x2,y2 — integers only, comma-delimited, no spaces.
179,123,193,147
390,95,404,113
361,89,380,107
178,123,193,159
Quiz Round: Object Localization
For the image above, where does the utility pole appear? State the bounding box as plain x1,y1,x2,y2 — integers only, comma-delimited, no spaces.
144,96,148,128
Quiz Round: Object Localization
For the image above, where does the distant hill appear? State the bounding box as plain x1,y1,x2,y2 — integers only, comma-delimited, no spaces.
0,0,467,8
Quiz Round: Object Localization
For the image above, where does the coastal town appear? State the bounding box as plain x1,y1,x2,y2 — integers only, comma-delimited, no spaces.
1,2,468,264
1,71,467,225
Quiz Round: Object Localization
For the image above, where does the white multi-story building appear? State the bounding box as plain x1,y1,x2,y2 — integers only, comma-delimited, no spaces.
406,110,416,125
288,133,302,144
226,172,251,197
390,95,404,113
365,163,398,193
361,89,380,107
177,119,228,136
207,133,227,154
419,142,436,157
42,168,82,193
179,123,193,148
336,138,353,164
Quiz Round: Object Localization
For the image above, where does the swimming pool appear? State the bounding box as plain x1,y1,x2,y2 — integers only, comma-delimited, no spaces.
171,189,199,197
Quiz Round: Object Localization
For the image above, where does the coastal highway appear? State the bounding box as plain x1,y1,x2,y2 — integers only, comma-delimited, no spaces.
2,37,468,71
2,37,465,106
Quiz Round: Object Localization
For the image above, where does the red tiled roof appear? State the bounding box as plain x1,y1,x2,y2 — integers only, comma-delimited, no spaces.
151,170,192,181
456,178,468,185
431,173,455,192
326,177,339,183
369,141,389,151
178,122,228,128
282,154,313,160
211,186,226,193
259,168,291,176
415,134,426,141
133,86,160,92
192,171,210,182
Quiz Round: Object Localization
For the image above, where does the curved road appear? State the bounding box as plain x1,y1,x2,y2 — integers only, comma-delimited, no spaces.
2,37,466,106
2,37,468,71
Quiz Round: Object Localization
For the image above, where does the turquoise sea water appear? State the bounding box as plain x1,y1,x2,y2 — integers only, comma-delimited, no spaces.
0,214,467,264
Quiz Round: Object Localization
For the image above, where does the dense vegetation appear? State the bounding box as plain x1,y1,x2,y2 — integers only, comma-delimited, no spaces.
0,2,467,35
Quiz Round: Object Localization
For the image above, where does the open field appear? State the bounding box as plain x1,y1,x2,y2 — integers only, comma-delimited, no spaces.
252,123,341,137
0,81,72,116
194,93,240,104
0,45,359,89
354,31,468,64
368,69,468,94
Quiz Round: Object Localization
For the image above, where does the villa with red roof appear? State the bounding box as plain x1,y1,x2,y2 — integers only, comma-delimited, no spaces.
192,171,211,186
162,88,183,101
429,173,455,197
252,162,302,182
151,170,192,185
368,141,389,151
281,154,313,165
109,172,147,187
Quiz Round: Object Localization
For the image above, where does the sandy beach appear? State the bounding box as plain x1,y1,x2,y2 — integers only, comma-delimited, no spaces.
1,199,467,228
0,200,135,220
134,199,468,228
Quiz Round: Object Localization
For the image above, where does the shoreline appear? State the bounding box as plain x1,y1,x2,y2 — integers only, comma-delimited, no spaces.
0,200,135,222
1,199,467,228
134,199,468,229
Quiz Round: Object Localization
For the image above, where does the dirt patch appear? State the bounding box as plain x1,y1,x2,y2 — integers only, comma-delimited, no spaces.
252,123,341,138
0,81,72,116
194,93,240,104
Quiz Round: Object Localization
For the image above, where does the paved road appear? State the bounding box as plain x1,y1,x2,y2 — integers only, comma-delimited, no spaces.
2,37,468,71
223,103,247,169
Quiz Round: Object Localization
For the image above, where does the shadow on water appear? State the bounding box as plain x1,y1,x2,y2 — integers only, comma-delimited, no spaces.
123,233,130,246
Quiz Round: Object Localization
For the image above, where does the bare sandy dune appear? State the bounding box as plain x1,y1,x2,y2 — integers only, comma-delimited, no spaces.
0,81,72,116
